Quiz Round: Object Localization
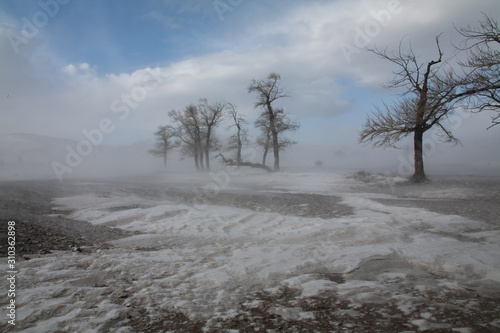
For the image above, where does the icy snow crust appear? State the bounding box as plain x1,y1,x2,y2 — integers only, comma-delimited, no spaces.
3,171,500,331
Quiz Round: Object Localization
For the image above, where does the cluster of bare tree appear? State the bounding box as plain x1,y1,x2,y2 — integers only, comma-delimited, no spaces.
150,73,300,172
360,15,499,182
151,16,497,180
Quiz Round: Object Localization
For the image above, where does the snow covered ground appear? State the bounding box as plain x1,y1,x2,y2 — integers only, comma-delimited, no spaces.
2,170,500,332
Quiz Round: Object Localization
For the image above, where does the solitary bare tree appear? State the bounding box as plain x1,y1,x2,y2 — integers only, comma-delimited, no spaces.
255,129,271,166
226,103,248,166
248,73,289,171
199,98,228,170
169,105,205,171
453,14,500,128
359,37,462,182
149,126,177,167
254,108,299,166
218,103,273,172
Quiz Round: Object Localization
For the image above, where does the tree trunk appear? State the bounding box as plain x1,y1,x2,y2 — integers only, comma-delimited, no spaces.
236,126,242,166
267,102,280,171
412,129,426,182
194,149,200,171
205,130,211,171
271,128,279,171
262,133,271,165
262,144,268,165
195,129,204,171
164,138,169,167
199,150,204,170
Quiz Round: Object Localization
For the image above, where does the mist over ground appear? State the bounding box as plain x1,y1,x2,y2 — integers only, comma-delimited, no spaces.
1,129,499,182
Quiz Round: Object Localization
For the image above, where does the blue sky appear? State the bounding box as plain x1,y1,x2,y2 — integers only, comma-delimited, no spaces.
1,0,500,172
1,0,303,73
2,0,218,72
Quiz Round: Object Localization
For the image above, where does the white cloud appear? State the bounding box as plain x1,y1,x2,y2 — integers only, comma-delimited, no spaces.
61,63,76,75
61,62,95,78
79,62,90,70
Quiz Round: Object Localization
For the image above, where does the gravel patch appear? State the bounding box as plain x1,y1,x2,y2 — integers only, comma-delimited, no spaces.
0,180,137,257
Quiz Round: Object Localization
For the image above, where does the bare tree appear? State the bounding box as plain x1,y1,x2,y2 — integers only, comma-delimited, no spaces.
226,103,248,166
255,130,271,165
248,72,289,171
149,126,177,167
359,37,462,183
199,98,228,170
168,104,205,171
453,14,500,128
218,103,275,172
254,108,299,166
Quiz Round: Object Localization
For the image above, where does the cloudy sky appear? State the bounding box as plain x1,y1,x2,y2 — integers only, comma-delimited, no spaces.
0,0,499,173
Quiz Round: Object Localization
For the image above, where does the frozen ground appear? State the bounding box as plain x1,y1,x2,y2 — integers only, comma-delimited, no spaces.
1,170,500,332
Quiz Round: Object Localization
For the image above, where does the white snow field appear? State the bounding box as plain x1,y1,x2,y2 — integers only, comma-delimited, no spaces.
2,171,500,332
